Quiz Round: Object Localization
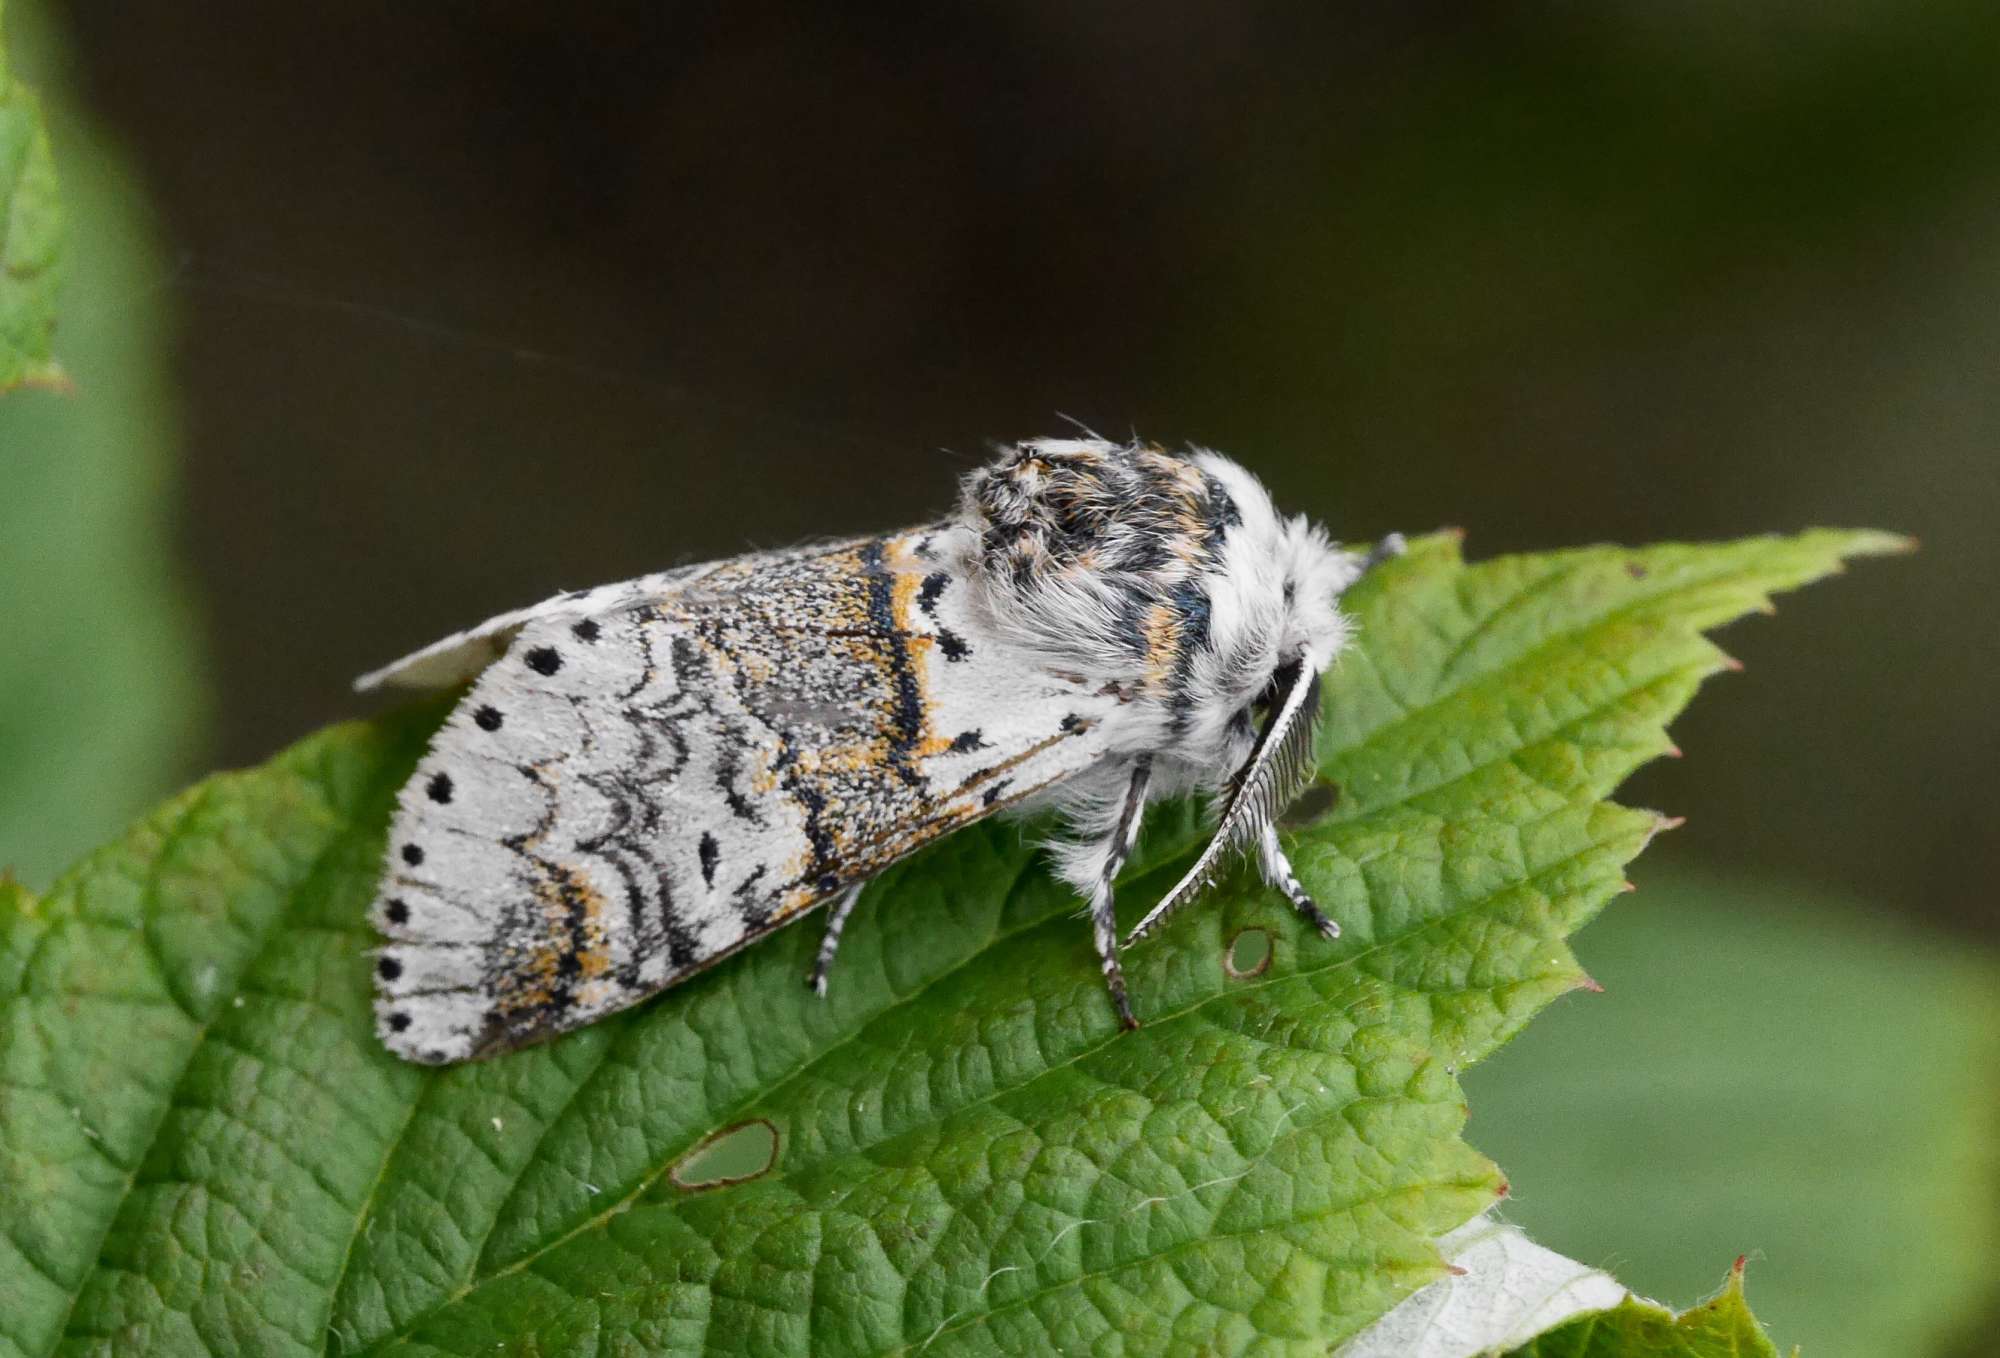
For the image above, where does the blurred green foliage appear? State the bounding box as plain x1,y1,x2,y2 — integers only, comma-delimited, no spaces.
0,0,203,886
1466,863,2000,1358
0,0,62,392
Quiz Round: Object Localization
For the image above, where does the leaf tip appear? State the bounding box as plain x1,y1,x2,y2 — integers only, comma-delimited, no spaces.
1706,1251,1769,1313
1840,527,1919,558
0,866,36,917
1574,974,1606,994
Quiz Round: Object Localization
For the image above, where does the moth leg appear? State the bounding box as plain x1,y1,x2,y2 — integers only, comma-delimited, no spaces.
1258,823,1340,940
1085,758,1154,1031
807,882,866,996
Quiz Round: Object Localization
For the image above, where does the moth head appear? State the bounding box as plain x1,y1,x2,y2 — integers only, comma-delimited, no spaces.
1189,452,1361,723
1115,459,1363,944
1272,511,1357,676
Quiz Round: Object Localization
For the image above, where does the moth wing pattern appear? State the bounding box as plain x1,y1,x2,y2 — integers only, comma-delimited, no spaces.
369,529,1116,1063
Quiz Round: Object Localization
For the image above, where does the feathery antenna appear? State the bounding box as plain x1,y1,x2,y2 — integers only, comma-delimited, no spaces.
1124,655,1322,945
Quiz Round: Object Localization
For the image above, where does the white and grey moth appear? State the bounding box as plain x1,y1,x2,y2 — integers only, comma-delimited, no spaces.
359,437,1400,1063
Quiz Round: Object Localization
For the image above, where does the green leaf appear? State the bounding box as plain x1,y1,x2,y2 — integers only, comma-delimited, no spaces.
1500,1262,1780,1358
0,0,64,393
0,0,205,889
1464,867,2000,1358
0,530,1897,1356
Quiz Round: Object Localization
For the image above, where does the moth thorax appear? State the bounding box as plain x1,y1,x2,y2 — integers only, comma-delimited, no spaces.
963,439,1238,592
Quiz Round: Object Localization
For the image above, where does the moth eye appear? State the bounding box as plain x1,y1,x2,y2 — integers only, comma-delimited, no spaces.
1257,657,1306,709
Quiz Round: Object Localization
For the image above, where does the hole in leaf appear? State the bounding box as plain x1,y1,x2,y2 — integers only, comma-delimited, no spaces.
671,1119,779,1190
1279,780,1337,828
1224,928,1272,979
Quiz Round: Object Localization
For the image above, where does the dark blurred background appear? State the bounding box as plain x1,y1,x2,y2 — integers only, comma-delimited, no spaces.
5,3,1995,1354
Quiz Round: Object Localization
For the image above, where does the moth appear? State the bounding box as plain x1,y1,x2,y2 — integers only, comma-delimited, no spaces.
360,437,1400,1063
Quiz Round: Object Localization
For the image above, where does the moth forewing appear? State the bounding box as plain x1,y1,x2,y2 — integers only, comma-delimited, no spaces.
1123,656,1325,945
367,529,1116,1063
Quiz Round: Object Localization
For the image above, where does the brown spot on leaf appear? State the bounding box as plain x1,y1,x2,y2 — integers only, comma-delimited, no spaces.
671,1119,780,1190
1224,928,1272,979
